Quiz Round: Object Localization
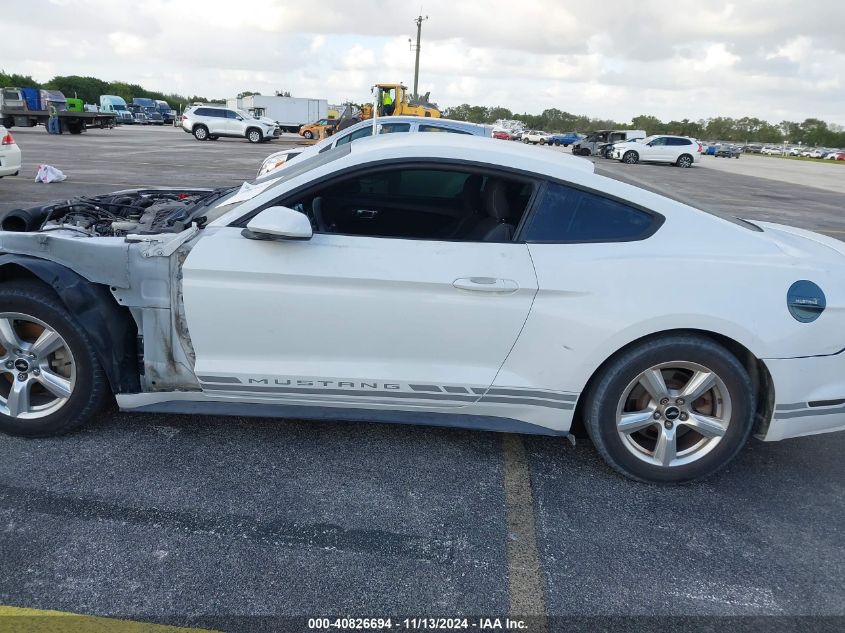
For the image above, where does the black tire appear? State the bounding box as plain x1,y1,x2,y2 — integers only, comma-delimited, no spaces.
554,140,560,146
246,128,262,144
208,135,219,141
523,138,529,144
303,130,313,139
676,153,693,168
622,150,639,164
193,125,208,141
0,281,107,437
584,335,755,483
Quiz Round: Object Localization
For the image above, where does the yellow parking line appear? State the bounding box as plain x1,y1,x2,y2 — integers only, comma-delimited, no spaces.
0,606,220,633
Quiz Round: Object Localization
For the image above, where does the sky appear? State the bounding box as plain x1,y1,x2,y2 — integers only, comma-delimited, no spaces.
3,0,844,125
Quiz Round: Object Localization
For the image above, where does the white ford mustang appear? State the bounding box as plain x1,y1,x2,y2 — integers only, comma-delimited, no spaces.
0,134,842,482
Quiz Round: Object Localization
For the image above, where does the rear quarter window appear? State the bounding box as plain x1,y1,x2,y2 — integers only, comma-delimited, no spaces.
523,182,659,243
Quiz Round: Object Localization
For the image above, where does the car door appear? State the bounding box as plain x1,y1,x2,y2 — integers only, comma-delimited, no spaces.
225,109,247,136
645,136,670,161
181,164,539,409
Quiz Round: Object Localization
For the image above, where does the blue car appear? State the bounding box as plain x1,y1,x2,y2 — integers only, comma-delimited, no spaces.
547,132,582,147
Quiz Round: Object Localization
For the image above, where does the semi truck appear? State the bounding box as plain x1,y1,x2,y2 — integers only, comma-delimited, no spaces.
226,95,328,133
100,95,135,124
1,87,115,133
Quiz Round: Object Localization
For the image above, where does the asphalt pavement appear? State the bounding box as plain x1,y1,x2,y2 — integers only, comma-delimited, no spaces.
0,126,843,632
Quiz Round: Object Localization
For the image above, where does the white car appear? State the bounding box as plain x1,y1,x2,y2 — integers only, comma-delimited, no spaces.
523,130,551,145
613,135,702,167
1,134,843,483
181,106,280,143
257,116,492,177
0,126,21,178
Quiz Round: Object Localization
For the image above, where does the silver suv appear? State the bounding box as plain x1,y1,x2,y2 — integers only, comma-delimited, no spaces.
181,106,280,143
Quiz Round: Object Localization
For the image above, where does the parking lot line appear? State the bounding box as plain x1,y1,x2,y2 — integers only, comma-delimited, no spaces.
0,606,220,632
502,434,549,629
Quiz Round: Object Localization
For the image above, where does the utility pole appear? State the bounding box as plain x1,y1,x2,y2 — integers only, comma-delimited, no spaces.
410,13,428,100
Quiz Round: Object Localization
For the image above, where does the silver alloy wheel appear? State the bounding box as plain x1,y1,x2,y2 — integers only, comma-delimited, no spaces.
0,313,76,420
623,151,638,164
194,126,207,140
615,361,731,467
248,130,261,143
678,155,693,168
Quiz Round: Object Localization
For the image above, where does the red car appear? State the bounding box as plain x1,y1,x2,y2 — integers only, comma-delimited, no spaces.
836,152,845,161
493,130,511,140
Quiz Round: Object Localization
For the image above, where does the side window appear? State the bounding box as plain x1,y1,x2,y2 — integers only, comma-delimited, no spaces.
380,123,411,134
194,108,209,116
226,110,240,119
523,182,656,243
283,167,532,242
650,137,668,146
335,127,375,146
419,125,471,135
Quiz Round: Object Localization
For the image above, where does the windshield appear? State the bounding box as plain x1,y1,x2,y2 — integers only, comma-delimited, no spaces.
640,135,659,144
237,109,257,120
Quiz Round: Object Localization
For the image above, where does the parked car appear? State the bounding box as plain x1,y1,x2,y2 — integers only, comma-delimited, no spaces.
613,135,702,167
511,130,526,142
742,144,763,154
299,118,337,140
835,152,845,161
133,112,149,125
492,129,512,140
761,146,782,155
523,130,551,145
573,130,647,157
715,145,742,159
2,133,845,483
0,126,21,177
600,137,644,159
548,132,582,147
257,116,492,177
182,106,280,143
145,111,164,126
824,150,844,160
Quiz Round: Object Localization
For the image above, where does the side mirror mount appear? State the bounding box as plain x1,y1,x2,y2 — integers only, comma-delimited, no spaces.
242,206,313,241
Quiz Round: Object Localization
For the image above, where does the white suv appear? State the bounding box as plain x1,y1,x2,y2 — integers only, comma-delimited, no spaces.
523,130,551,145
613,135,702,168
181,106,280,143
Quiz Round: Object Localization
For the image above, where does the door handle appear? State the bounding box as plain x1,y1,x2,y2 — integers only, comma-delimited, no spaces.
453,277,519,293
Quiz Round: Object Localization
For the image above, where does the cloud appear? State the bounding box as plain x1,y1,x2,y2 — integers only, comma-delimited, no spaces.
1,0,843,125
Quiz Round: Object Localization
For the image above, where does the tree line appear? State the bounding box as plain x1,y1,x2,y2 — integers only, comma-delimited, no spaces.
443,104,845,147
0,71,222,112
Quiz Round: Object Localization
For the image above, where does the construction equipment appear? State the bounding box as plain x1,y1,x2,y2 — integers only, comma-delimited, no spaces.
360,83,440,120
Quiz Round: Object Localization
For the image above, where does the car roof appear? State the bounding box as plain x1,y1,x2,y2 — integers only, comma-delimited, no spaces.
346,132,596,175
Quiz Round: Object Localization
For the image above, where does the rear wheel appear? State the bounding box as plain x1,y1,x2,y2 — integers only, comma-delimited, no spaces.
622,150,639,164
584,335,755,483
676,154,693,168
193,125,208,141
0,281,107,437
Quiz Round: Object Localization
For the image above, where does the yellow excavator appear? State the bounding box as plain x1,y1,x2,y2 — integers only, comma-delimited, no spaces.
360,83,441,119
302,83,441,141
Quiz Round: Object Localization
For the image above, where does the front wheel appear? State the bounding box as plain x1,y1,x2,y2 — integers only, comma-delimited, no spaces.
303,130,314,139
622,150,639,164
676,154,693,168
584,335,755,483
247,129,262,144
0,281,107,437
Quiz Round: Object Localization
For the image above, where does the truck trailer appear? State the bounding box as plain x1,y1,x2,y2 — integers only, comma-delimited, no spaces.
227,95,328,133
1,87,115,133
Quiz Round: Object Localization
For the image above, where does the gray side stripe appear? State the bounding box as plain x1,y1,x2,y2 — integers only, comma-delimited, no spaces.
776,404,845,420
410,384,443,392
775,403,808,411
201,385,572,410
197,375,242,384
476,387,578,402
444,386,470,394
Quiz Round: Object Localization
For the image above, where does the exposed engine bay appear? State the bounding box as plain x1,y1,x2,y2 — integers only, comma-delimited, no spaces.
0,188,235,237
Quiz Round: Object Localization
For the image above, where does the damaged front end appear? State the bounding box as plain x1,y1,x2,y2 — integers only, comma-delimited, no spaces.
0,188,233,236
0,187,235,395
